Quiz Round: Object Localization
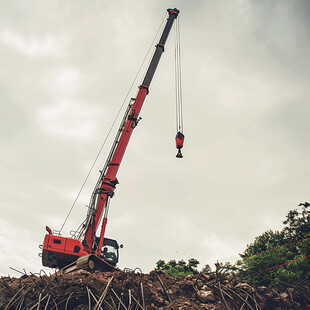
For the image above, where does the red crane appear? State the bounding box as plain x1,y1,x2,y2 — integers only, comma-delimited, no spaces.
41,8,180,272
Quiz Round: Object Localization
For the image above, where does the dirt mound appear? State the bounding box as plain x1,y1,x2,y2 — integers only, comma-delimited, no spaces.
1,269,309,309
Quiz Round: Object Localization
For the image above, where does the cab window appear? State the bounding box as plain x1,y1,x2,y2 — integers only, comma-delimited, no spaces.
101,245,118,264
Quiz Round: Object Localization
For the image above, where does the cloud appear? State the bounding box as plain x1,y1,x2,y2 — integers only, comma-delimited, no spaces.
0,219,43,275
51,67,82,93
200,234,244,263
0,29,69,57
37,100,96,137
1,0,310,275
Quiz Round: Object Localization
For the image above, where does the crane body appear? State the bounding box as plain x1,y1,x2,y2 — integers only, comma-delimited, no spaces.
42,8,180,272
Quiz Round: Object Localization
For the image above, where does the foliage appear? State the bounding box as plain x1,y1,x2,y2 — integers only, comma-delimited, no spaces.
201,264,212,274
155,258,200,277
154,204,309,285
239,203,310,286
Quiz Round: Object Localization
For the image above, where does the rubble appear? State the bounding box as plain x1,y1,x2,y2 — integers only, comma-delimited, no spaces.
0,268,309,309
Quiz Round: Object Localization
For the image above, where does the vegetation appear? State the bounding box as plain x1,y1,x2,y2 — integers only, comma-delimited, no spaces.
239,203,310,286
155,258,202,277
155,203,310,287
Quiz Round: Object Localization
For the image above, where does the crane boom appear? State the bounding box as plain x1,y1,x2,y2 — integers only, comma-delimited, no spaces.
42,8,179,271
83,8,179,254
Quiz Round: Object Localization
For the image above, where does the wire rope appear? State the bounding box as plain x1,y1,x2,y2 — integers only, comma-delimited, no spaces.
174,20,179,132
59,13,168,234
258,254,310,273
178,18,184,132
242,235,310,259
174,17,183,133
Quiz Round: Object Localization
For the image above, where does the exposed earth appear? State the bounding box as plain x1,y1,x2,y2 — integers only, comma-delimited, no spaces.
1,268,309,309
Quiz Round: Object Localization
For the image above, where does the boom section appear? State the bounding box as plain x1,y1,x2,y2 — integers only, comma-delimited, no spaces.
83,8,179,252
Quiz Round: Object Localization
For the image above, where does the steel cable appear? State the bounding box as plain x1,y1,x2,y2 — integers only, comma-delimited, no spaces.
174,17,183,133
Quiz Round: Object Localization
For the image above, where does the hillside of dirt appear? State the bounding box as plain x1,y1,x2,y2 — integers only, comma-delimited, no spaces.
1,268,309,309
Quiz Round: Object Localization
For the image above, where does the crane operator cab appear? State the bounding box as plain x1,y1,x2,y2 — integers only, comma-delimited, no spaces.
97,237,122,266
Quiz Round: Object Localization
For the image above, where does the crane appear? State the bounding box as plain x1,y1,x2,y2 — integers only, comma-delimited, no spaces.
41,8,180,273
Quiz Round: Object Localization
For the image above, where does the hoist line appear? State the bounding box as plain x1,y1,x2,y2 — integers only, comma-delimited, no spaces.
178,18,184,132
177,18,184,132
174,21,179,133
59,12,168,235
174,17,183,133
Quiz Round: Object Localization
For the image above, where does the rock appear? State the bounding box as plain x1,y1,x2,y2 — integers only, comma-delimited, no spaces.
201,305,216,309
197,290,216,303
178,301,192,310
74,306,88,310
235,282,255,293
201,273,210,281
179,279,195,291
155,296,165,306
1,269,308,310
280,292,288,299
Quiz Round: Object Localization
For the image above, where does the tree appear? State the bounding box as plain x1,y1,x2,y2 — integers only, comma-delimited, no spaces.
202,264,212,274
187,258,199,272
155,258,200,277
240,203,310,286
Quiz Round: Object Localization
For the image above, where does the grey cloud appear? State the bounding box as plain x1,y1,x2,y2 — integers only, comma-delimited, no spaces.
1,0,310,275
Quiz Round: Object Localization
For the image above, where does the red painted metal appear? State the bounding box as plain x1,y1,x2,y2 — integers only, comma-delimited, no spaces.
84,87,148,250
176,131,184,149
42,8,179,270
42,234,89,268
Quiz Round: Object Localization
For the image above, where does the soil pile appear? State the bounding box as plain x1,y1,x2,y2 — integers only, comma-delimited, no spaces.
1,269,309,309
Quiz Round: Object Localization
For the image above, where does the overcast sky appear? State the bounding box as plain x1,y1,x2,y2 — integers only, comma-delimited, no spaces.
1,0,310,276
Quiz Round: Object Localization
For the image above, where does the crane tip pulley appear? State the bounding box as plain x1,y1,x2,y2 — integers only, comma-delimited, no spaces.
168,8,180,16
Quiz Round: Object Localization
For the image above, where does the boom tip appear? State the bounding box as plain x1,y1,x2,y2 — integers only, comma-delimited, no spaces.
167,8,180,16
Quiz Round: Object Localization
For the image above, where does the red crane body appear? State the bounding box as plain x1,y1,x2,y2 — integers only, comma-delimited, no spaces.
83,86,148,254
42,8,179,271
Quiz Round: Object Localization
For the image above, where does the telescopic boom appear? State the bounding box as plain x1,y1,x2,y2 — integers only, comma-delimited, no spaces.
83,8,180,254
42,8,179,271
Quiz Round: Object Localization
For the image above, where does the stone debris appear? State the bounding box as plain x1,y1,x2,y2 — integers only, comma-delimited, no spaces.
0,269,309,309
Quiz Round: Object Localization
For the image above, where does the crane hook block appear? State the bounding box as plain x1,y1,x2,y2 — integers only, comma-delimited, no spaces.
176,131,184,158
